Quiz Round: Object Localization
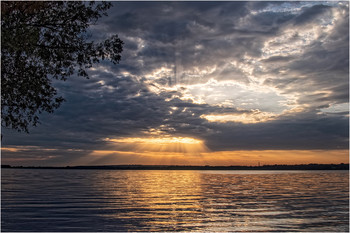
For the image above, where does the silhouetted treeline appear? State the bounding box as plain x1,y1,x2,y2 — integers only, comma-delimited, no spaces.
1,163,349,170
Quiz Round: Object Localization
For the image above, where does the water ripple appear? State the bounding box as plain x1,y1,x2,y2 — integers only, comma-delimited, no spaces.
2,169,349,232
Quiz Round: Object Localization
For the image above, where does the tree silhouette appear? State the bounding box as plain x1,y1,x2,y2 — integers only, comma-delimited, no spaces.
1,1,123,133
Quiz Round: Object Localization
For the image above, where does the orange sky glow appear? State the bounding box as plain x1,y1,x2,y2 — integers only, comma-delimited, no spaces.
3,137,348,166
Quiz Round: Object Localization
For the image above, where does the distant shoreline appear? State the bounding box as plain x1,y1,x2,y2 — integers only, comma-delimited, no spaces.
2,163,349,170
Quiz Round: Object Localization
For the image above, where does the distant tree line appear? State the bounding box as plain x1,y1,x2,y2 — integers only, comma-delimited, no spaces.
2,163,349,170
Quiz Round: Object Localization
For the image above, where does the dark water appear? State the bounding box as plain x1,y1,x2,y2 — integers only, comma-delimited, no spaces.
1,169,349,232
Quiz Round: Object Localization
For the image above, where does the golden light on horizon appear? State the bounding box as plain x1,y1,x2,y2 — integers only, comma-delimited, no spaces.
105,136,202,145
2,144,348,167
103,136,209,153
77,149,349,167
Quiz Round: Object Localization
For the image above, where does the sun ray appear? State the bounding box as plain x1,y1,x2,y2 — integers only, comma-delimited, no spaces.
104,136,210,153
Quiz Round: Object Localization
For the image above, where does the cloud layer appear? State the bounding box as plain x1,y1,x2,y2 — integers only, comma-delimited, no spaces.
2,1,348,165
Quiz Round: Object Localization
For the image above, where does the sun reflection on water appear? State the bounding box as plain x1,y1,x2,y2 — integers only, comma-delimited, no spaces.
95,170,205,231
90,170,349,231
1,169,349,232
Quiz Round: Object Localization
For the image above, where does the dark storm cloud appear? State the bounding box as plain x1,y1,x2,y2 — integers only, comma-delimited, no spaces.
1,146,90,166
98,2,273,82
294,4,331,25
2,1,348,164
2,74,214,147
262,55,296,63
258,2,348,114
204,114,349,151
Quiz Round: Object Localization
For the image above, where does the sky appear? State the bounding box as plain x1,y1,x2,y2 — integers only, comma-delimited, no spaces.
2,1,349,166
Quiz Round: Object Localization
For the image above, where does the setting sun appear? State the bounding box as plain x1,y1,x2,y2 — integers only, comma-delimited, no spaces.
103,136,209,154
104,136,203,145
1,1,349,232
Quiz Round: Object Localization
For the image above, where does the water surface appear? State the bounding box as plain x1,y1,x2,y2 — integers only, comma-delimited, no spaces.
1,169,349,232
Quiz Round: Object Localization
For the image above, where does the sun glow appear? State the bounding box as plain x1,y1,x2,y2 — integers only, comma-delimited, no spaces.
104,136,209,153
105,137,202,145
74,149,349,167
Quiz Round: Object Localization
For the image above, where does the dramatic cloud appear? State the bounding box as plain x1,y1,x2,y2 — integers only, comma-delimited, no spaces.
2,1,348,166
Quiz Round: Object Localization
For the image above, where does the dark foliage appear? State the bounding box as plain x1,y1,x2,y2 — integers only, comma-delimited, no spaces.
1,1,123,132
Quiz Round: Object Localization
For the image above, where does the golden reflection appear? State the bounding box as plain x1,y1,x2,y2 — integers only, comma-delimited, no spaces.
94,170,205,230
89,169,349,231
